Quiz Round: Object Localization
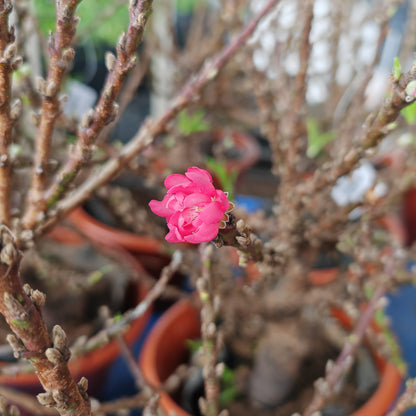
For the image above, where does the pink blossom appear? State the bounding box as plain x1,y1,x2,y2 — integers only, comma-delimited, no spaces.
149,167,231,243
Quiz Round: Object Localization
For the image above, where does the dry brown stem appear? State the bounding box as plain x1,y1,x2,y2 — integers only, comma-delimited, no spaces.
300,63,416,198
96,47,151,146
215,214,263,262
197,243,221,416
72,250,183,357
302,286,385,416
23,0,82,229
0,386,56,416
0,227,91,416
0,1,17,227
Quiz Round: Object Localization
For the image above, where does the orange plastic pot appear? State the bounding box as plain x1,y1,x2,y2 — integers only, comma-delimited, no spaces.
140,300,200,416
0,229,151,406
68,207,172,278
140,299,401,416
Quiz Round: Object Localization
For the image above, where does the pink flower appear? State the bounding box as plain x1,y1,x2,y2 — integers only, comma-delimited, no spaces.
149,167,231,243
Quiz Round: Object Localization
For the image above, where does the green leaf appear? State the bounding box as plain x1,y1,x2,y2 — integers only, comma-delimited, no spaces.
306,118,335,158
205,157,238,199
401,100,416,124
186,339,203,353
177,109,210,136
219,365,238,406
392,57,402,81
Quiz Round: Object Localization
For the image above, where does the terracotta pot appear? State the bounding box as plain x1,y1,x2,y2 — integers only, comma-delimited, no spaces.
140,299,401,416
0,227,151,408
140,300,200,416
68,206,172,278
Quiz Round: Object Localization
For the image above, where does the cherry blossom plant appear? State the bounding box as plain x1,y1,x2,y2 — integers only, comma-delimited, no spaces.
1,1,416,416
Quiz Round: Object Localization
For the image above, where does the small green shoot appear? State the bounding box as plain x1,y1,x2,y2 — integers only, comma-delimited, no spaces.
401,100,416,124
177,109,209,136
306,117,334,158
392,57,402,82
219,365,239,406
186,339,239,406
186,339,203,353
87,264,113,286
374,308,407,375
205,157,238,200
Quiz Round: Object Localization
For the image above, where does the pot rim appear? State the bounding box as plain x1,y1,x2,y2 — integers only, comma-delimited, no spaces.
140,299,402,416
68,206,166,255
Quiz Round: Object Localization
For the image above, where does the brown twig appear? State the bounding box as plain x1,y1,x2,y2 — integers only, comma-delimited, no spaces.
0,1,18,227
71,250,183,357
299,63,416,198
96,47,151,146
214,214,263,263
0,227,91,416
386,378,416,416
42,0,154,212
116,335,147,390
0,386,56,416
31,0,281,242
197,243,221,416
0,395,20,416
23,0,82,229
302,285,385,416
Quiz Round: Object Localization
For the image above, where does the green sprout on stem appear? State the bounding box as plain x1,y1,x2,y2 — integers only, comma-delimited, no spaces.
306,117,335,158
177,109,210,136
205,157,238,200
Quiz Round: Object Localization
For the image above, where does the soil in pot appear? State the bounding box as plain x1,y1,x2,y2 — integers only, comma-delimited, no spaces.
0,236,149,399
140,300,401,416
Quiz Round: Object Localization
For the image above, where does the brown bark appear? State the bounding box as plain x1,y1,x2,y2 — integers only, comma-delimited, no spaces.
0,1,16,227
0,227,91,416
23,0,81,229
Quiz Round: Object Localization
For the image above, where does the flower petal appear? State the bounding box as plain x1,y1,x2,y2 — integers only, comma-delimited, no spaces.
165,174,191,190
214,190,230,212
198,201,226,224
149,199,174,218
185,167,215,194
166,226,183,242
184,223,219,243
183,193,211,208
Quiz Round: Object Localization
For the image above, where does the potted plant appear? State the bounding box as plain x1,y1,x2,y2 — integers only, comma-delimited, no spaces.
0,225,151,400
140,299,402,416
1,1,416,416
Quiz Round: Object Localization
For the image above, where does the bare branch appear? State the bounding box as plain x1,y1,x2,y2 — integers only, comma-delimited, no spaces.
23,0,82,229
300,63,416,198
31,0,281,240
0,1,17,227
0,227,91,416
41,0,154,214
